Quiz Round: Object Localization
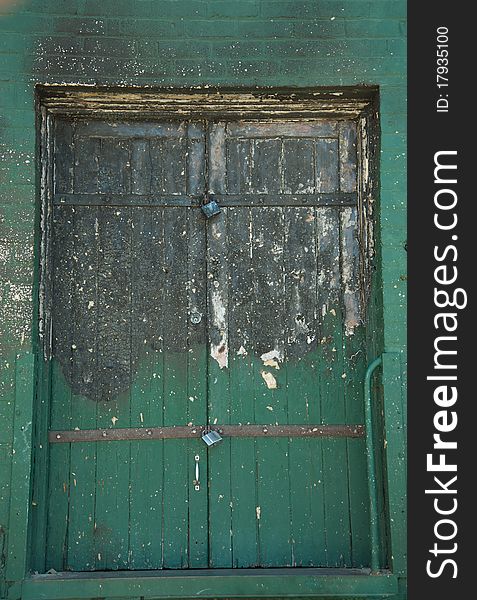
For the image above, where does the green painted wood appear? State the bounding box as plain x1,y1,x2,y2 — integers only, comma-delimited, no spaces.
94,207,132,570
207,206,233,569
64,206,100,572
284,207,324,567
340,207,371,568
227,207,259,568
21,570,399,600
186,204,208,568
5,352,35,583
0,3,406,591
42,114,371,576
251,206,291,568
382,352,406,575
128,207,165,570
161,207,192,569
45,364,72,570
45,122,210,572
46,201,76,567
29,355,51,575
317,207,351,567
129,352,165,570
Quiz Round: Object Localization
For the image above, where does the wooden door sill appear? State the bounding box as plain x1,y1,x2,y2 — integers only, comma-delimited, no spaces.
23,567,398,599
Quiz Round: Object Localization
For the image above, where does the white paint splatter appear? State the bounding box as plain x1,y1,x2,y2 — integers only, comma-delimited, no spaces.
261,371,277,389
263,358,279,369
341,207,361,336
210,287,228,369
260,349,282,363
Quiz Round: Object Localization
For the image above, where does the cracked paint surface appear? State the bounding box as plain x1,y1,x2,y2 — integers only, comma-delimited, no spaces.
45,115,367,399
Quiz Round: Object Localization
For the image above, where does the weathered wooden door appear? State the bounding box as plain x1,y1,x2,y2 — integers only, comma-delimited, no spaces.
43,116,370,572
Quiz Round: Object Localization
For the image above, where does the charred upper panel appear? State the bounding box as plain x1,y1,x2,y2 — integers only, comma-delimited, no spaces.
207,119,362,367
50,116,361,400
51,118,206,401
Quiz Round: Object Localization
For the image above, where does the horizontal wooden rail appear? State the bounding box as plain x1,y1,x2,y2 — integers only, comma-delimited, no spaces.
48,424,364,443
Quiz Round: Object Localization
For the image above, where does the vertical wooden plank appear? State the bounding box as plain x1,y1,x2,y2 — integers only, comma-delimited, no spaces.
228,207,259,568
128,206,165,569
284,206,325,566
250,139,282,194
340,206,370,567
97,138,131,194
187,122,205,196
5,352,35,583
94,206,132,570
54,118,74,194
186,205,208,567
162,137,186,194
317,206,352,567
208,122,226,195
207,209,232,568
65,206,99,571
251,206,291,567
150,139,165,195
341,207,362,339
226,138,251,194
46,205,75,571
339,122,357,193
45,363,72,571
130,139,152,195
73,136,100,194
162,207,190,568
30,360,51,574
282,139,315,194
315,138,339,193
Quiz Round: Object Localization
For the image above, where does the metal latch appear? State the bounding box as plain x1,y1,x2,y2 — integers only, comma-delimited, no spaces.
201,429,223,446
201,195,221,219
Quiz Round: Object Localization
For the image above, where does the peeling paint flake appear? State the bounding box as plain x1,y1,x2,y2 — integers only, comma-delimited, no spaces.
263,358,279,369
341,207,362,336
260,348,282,363
261,370,277,389
210,281,228,367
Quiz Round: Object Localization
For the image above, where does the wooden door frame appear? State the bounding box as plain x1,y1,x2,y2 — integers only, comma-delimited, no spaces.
23,85,403,599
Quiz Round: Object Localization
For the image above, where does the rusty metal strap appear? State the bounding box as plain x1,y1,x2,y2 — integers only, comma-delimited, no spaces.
48,424,364,443
53,192,357,207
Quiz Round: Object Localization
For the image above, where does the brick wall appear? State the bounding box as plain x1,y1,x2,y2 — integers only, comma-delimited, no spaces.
0,1,406,598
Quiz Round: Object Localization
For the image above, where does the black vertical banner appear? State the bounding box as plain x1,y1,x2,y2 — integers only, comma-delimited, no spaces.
408,3,473,598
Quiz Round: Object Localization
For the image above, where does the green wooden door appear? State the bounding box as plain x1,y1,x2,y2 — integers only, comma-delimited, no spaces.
43,116,370,572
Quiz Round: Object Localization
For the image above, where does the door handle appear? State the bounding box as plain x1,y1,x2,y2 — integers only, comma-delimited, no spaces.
193,454,200,491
